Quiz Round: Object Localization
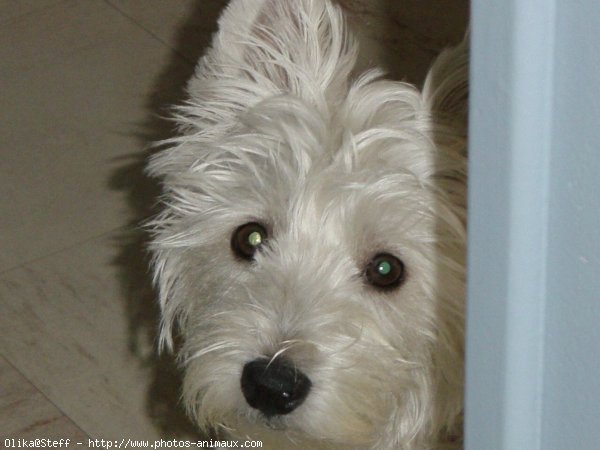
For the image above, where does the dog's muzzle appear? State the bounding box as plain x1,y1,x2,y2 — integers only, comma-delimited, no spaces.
241,358,311,417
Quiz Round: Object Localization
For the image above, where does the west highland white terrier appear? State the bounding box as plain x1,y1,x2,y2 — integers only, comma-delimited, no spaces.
147,0,468,448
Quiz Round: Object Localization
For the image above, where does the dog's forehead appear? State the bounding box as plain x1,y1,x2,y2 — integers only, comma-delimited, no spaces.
271,161,434,246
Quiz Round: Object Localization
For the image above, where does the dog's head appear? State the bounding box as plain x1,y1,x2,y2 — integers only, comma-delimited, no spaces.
148,0,467,448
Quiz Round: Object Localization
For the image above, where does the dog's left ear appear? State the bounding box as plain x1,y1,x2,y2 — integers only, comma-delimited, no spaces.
422,32,469,137
187,0,358,109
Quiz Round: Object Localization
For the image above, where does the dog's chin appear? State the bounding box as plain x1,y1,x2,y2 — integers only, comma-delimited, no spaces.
230,417,347,450
233,410,288,431
217,407,381,450
260,415,287,431
225,416,298,448
192,402,293,438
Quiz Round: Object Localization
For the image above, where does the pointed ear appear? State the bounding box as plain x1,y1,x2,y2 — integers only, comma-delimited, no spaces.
422,33,469,135
187,0,358,106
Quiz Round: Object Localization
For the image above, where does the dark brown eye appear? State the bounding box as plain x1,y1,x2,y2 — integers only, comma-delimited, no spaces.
365,253,405,289
231,222,268,260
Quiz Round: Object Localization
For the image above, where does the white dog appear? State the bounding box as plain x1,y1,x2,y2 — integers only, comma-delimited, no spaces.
147,0,468,448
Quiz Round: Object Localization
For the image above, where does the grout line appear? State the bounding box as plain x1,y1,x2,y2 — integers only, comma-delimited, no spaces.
0,217,151,277
0,354,92,440
102,0,197,66
0,0,69,27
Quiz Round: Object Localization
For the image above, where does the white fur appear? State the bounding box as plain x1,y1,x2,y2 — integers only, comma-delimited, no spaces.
147,0,468,448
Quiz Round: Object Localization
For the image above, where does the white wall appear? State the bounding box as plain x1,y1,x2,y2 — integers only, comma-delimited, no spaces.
466,1,600,449
542,1,600,448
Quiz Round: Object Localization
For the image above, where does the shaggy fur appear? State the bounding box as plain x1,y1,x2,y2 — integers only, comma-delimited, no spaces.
147,0,468,448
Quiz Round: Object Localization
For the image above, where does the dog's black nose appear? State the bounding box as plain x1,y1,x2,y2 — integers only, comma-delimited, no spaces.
241,358,311,417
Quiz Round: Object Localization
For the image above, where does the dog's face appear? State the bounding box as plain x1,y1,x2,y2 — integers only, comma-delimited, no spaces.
148,1,467,448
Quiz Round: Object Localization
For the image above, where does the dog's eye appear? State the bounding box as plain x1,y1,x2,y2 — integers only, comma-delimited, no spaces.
231,222,268,260
365,253,405,289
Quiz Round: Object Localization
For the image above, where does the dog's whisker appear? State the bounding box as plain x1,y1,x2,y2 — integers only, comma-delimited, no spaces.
185,341,233,364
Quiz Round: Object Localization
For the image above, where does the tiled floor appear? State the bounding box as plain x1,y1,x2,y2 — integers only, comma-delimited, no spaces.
0,0,467,445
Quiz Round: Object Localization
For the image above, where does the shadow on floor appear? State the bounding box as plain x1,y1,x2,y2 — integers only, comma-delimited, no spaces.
109,0,229,439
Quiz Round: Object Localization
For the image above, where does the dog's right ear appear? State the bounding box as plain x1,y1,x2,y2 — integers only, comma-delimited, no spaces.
185,0,358,117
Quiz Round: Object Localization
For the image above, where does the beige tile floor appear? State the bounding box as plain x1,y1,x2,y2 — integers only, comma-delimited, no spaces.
0,0,467,445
